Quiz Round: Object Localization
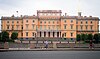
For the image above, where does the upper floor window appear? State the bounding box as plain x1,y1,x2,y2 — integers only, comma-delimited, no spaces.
90,25,93,30
48,21,50,24
26,24,29,29
40,25,42,29
71,25,73,29
21,25,23,29
80,25,83,30
44,25,46,30
52,25,55,29
76,25,78,30
64,25,67,29
33,20,35,23
76,21,78,24
71,20,73,23
86,20,88,24
12,21,14,23
40,21,42,24
57,25,59,30
86,25,88,30
17,21,19,23
91,21,92,24
44,21,46,24
32,25,34,29
7,21,9,23
26,32,28,36
64,20,66,23
48,26,50,29
81,21,83,24
53,21,55,24
32,32,35,36
26,20,28,23
21,33,23,36
7,25,9,29
71,33,73,37
12,25,14,30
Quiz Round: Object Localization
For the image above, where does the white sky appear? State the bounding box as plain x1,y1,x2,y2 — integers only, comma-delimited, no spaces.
0,0,100,17
0,0,100,31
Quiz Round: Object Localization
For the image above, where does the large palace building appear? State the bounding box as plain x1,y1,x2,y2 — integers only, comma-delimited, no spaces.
1,10,99,42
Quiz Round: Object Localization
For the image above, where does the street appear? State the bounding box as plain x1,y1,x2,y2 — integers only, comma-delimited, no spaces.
0,51,100,59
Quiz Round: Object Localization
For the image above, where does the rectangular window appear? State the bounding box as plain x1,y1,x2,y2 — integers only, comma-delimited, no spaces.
21,33,23,36
86,25,88,30
52,25,55,29
57,25,59,30
86,20,88,24
71,33,73,37
40,25,42,30
81,20,83,24
80,25,83,30
64,25,67,29
21,25,23,29
48,21,50,24
71,25,73,29
44,25,46,30
33,20,35,23
71,20,73,23
40,21,42,24
7,25,9,29
7,21,9,23
26,24,28,29
26,20,28,23
64,20,66,23
26,32,28,36
32,32,34,36
76,25,78,30
90,25,93,30
91,21,92,24
32,25,34,29
44,21,46,24
12,25,14,30
76,21,78,24
17,21,19,23
16,25,19,30
48,25,50,29
53,21,55,24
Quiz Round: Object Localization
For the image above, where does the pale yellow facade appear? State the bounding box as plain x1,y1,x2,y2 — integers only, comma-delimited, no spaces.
1,10,99,42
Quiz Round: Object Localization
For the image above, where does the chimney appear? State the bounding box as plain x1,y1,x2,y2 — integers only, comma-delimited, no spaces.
78,12,81,17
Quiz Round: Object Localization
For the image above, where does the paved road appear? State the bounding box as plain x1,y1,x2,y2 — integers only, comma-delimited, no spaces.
0,51,100,59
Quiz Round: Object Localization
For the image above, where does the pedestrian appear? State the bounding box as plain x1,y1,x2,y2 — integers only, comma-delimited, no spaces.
89,40,93,49
45,40,48,49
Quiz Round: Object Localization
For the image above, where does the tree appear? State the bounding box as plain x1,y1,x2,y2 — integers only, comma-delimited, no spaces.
76,34,81,41
93,33,99,43
84,34,88,41
81,34,86,41
88,34,93,40
98,33,100,43
11,32,18,40
0,33,2,42
2,31,9,42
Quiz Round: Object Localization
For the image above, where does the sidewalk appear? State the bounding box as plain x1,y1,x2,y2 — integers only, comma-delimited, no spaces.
0,48,100,52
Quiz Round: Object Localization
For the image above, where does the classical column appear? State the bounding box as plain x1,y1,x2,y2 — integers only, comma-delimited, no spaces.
46,32,48,37
59,32,60,37
42,32,44,37
50,32,53,37
55,32,57,37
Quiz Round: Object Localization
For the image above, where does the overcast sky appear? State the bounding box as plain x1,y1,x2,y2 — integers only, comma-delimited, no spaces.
0,0,100,18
